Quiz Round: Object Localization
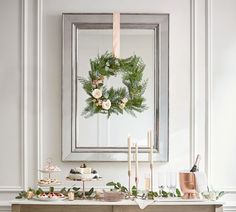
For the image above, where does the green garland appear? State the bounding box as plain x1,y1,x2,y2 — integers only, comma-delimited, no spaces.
79,52,147,118
106,181,182,199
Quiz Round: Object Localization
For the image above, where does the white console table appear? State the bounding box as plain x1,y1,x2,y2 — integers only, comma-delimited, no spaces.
11,199,224,212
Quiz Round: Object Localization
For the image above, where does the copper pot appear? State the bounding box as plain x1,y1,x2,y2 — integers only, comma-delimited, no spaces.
179,172,199,199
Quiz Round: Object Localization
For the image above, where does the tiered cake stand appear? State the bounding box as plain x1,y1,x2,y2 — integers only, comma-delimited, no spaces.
38,159,61,187
66,177,102,199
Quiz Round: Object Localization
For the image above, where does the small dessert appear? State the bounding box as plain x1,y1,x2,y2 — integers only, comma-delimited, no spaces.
68,163,99,180
36,192,65,200
38,178,61,186
40,159,61,172
41,164,61,172
39,193,48,199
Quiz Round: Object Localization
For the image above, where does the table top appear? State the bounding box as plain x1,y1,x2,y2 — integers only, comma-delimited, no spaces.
11,199,224,206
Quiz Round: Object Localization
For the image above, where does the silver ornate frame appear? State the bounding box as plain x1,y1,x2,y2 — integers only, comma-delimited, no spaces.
62,13,169,162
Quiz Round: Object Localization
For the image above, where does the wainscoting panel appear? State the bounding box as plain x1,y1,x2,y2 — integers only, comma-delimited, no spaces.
206,0,236,192
0,0,27,192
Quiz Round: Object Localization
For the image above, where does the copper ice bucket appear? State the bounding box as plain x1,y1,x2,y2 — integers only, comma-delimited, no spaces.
179,172,199,199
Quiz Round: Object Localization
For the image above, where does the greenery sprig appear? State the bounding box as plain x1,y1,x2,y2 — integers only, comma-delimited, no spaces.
15,186,95,199
106,181,182,200
79,52,147,118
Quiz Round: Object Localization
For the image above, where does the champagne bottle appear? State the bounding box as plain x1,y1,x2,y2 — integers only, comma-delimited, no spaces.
190,154,201,172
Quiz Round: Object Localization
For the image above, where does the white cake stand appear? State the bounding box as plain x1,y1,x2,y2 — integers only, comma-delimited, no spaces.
38,158,61,187
66,177,102,199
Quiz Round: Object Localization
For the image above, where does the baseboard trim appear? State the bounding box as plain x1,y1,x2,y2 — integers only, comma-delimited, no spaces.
0,207,11,212
0,202,11,212
224,207,236,212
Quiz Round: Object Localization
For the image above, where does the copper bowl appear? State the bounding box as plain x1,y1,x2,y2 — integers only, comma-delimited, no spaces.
179,172,199,199
103,190,124,202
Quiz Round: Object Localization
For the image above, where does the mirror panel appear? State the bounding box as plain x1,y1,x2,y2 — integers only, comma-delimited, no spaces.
76,29,154,149
62,13,169,162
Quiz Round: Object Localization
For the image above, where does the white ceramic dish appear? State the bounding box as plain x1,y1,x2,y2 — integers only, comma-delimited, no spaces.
37,182,62,187
39,169,61,174
66,176,102,181
33,196,67,202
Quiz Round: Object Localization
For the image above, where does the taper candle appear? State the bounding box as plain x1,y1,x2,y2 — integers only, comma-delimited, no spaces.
149,130,154,191
135,143,139,186
128,136,132,173
149,130,153,165
147,131,150,160
112,12,120,57
135,144,138,178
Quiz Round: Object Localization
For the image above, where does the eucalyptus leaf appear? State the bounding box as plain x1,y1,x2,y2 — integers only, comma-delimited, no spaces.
72,187,80,191
161,190,168,198
132,185,137,197
217,191,225,199
121,186,128,193
176,188,181,197
86,187,94,196
116,181,123,186
49,187,54,193
15,196,22,199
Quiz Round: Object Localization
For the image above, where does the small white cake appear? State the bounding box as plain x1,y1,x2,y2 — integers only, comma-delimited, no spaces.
68,164,99,180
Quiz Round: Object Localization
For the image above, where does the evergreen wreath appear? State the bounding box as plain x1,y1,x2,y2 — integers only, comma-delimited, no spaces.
78,52,147,118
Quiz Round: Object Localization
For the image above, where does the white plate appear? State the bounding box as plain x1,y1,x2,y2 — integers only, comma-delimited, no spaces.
66,176,102,182
37,182,62,187
33,196,67,202
39,170,61,173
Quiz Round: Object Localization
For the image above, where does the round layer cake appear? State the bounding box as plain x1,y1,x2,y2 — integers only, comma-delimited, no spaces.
68,164,99,180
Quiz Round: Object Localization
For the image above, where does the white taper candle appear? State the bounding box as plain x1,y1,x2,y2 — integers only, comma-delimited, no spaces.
135,143,139,180
128,136,132,173
112,12,120,58
150,130,153,165
147,130,150,161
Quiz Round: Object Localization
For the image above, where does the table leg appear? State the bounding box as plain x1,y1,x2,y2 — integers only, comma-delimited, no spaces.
12,205,21,212
215,205,223,212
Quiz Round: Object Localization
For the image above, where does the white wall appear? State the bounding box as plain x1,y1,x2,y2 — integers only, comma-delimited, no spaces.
0,0,236,211
210,0,236,191
42,0,190,188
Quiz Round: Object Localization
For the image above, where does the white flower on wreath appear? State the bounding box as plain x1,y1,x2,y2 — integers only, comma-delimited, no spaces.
92,89,102,99
121,97,128,104
102,99,111,110
119,103,126,110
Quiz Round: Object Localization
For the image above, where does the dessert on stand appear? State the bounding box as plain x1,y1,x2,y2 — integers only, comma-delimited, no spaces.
67,163,100,181
33,187,66,201
33,159,65,201
66,163,102,199
38,159,62,187
15,159,66,201
38,178,61,187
